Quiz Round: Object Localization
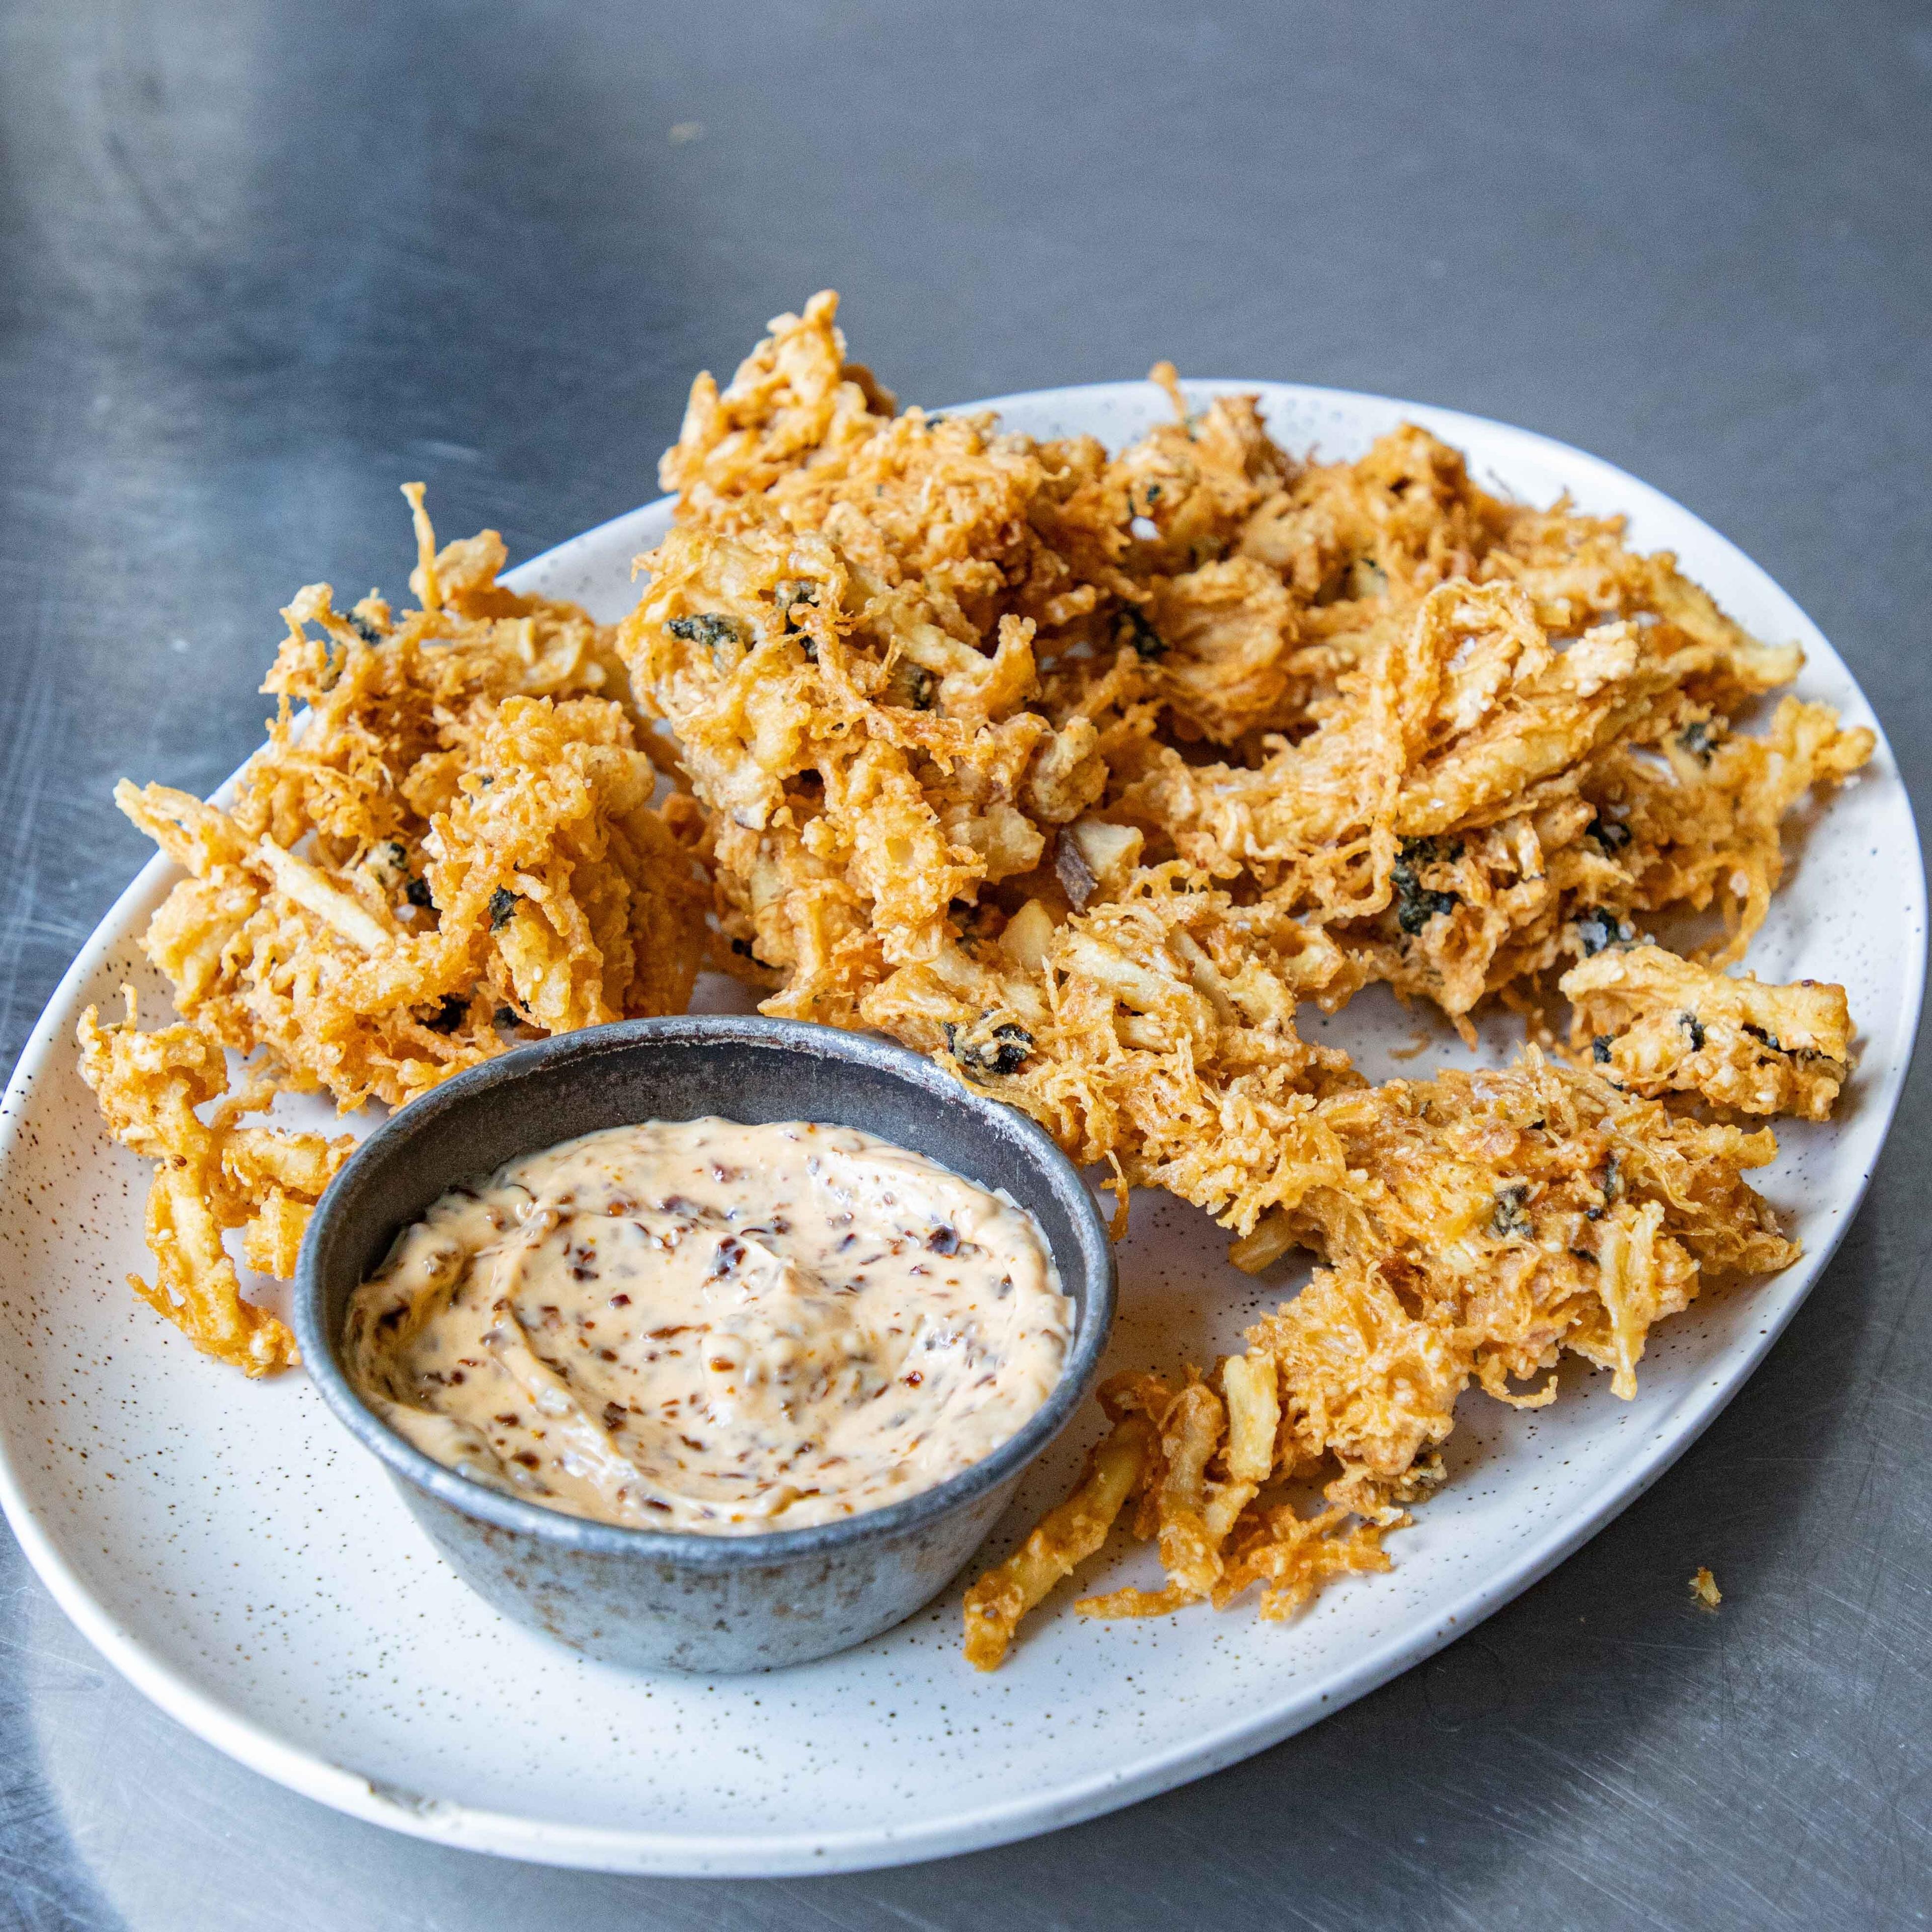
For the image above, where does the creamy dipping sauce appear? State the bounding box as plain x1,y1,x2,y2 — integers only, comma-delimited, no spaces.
343,1119,1072,1534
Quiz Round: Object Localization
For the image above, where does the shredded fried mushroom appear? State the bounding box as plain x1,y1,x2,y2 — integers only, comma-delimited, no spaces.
81,294,1873,1668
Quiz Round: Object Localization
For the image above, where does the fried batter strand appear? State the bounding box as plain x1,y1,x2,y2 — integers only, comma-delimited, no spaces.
629,293,1867,1140
77,990,353,1374
93,493,710,1367
1120,586,1870,1025
859,862,1361,1235
1252,1051,1795,1474
962,1412,1154,1670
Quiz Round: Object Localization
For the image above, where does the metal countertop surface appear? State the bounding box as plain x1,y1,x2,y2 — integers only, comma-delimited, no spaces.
3,3,1929,1925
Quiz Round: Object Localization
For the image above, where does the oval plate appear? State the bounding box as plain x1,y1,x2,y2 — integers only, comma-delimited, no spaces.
1,381,1921,1875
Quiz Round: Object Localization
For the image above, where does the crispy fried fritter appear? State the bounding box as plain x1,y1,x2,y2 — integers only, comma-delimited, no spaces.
123,492,710,1110
635,294,1869,1114
968,1050,1795,1657
1236,419,1801,722
962,1411,1154,1670
90,495,711,1364
76,990,353,1374
1560,943,1852,1118
1248,1051,1795,1471
1119,584,1871,1024
1569,696,1873,969
634,299,1850,1666
971,1354,1393,1658
621,516,1101,1026
857,862,1362,1235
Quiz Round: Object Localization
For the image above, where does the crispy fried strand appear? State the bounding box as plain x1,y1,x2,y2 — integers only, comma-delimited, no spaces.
962,1414,1154,1669
1120,590,1872,1027
1214,1503,1392,1620
968,1048,1796,1663
76,989,352,1374
1252,1051,1797,1462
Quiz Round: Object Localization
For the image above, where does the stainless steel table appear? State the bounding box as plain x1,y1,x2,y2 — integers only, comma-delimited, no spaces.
5,3,1929,1924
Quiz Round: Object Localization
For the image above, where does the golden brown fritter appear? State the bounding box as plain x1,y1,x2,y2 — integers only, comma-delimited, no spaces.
1118,587,1868,1026
858,860,1362,1235
1249,1050,1796,1444
1561,943,1852,1118
969,1052,1797,1662
620,514,1102,1028
630,294,1868,1085
125,492,709,1111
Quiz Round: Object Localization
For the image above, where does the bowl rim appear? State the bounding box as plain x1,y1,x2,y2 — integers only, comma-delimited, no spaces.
293,1013,1118,1569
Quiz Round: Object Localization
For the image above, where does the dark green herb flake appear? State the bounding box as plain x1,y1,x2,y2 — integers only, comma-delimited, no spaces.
667,613,744,658
1574,907,1632,956
1678,719,1719,762
1492,1185,1533,1236
1119,606,1167,661
943,1020,1033,1077
776,582,820,634
1392,837,1463,933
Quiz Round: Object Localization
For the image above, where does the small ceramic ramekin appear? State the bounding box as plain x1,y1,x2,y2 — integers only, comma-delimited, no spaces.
294,1016,1115,1674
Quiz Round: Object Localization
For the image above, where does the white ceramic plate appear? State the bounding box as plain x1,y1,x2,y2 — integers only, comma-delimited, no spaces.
2,383,1921,1877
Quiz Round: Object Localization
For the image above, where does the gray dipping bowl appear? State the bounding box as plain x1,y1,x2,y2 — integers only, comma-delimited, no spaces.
294,1016,1116,1674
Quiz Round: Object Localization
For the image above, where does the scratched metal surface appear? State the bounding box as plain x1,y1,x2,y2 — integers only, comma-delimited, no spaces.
3,1,1929,1924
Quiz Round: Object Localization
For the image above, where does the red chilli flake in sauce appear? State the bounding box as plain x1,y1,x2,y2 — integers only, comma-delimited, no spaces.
342,1119,1071,1534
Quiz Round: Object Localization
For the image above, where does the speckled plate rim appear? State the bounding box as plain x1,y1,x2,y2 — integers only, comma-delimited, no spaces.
0,378,1922,1876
